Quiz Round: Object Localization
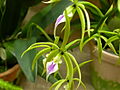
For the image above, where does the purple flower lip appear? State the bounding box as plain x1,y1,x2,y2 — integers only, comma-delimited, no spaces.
46,61,58,75
54,12,73,29
55,14,65,29
48,62,56,74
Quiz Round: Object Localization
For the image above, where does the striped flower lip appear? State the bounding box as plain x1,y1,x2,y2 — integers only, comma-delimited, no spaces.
46,61,58,75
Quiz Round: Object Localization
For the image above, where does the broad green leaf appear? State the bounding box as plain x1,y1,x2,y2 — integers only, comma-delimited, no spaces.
4,38,38,82
22,5,52,35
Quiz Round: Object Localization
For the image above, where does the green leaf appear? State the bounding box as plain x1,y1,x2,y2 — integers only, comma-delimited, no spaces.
32,47,51,70
73,60,93,73
54,80,66,90
98,30,117,35
104,35,119,48
26,42,59,49
73,78,86,90
118,0,120,12
77,3,90,36
82,34,99,49
96,4,113,31
21,45,50,57
100,35,118,55
79,1,103,17
96,37,103,63
65,39,80,50
76,6,85,52
105,4,113,16
63,52,73,88
61,10,71,50
49,79,66,90
67,52,81,89
32,23,53,42
4,38,38,82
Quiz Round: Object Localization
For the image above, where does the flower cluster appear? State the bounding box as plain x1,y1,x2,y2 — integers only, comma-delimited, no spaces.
22,0,112,89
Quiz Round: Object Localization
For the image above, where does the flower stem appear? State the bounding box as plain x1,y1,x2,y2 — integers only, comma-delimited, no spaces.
61,10,70,50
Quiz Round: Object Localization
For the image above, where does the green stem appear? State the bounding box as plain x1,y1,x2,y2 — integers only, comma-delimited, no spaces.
63,52,74,90
118,40,120,60
76,5,86,51
33,23,53,42
61,10,70,50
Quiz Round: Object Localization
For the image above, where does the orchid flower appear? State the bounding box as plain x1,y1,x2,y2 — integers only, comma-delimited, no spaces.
43,53,62,79
46,61,58,75
54,5,75,37
55,5,74,29
55,12,73,29
44,53,62,73
54,14,65,29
